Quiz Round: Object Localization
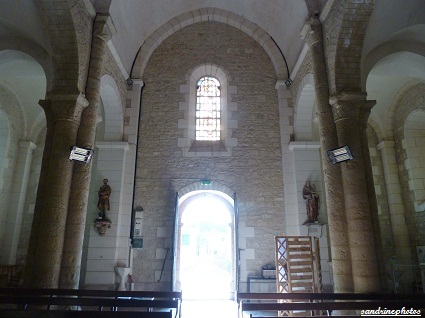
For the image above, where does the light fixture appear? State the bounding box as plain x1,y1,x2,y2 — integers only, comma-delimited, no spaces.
285,79,293,87
126,78,134,87
69,146,94,163
327,146,353,164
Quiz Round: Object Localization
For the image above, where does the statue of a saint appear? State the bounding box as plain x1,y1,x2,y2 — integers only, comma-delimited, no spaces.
302,181,319,223
98,178,112,219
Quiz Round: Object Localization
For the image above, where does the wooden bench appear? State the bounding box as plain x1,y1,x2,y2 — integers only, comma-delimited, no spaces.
0,288,182,318
237,292,425,317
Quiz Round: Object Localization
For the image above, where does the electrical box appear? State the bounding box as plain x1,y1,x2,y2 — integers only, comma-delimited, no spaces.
134,211,143,237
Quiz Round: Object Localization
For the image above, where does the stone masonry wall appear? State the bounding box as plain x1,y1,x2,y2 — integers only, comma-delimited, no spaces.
133,21,285,290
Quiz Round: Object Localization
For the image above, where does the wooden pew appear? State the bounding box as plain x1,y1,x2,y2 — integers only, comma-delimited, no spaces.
0,288,182,318
236,292,425,317
0,309,172,318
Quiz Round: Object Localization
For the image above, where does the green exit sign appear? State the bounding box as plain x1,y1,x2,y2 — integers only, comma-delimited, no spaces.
200,180,211,186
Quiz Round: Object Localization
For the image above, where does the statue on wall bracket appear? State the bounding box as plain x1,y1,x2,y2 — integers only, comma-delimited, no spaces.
302,181,319,224
94,178,112,235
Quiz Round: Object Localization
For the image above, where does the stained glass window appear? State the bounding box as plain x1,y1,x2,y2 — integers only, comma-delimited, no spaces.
196,77,221,141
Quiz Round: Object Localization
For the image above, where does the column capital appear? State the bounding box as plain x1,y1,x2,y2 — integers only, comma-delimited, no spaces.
18,140,37,151
39,93,89,124
377,140,395,151
93,14,117,42
301,15,323,46
329,92,376,123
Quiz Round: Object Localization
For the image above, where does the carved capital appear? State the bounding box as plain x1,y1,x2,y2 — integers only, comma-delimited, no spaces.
301,15,323,46
330,92,375,124
40,93,89,125
93,14,116,42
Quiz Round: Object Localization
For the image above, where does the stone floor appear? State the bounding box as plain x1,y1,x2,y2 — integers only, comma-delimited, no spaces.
180,300,239,318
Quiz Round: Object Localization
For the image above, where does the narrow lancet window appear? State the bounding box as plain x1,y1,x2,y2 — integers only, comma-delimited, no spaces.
196,77,221,141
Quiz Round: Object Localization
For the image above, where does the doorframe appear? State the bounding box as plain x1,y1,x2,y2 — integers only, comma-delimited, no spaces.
171,182,238,299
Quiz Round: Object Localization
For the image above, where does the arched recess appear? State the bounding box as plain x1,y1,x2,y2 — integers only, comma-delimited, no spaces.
0,85,24,264
131,8,288,81
173,181,237,300
392,83,425,251
404,110,425,213
0,47,46,265
294,73,317,141
0,37,53,91
98,74,124,141
362,24,425,90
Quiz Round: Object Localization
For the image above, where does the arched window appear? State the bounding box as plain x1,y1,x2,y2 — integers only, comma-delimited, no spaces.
196,77,221,141
178,64,238,157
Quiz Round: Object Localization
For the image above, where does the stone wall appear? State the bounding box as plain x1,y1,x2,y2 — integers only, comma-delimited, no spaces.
133,21,285,291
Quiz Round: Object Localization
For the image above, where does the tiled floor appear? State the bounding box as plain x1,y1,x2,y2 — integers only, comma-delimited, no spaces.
180,300,239,318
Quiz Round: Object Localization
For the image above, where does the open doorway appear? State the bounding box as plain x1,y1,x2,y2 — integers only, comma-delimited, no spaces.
176,190,235,300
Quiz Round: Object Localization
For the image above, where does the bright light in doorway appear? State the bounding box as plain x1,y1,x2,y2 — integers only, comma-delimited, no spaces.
182,196,231,225
179,193,233,300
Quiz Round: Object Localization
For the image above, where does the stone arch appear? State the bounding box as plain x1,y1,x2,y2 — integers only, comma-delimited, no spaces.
361,23,425,92
390,82,425,141
294,73,316,141
131,8,288,80
36,1,90,93
331,0,375,94
0,37,53,91
178,180,235,201
99,74,123,141
367,114,384,143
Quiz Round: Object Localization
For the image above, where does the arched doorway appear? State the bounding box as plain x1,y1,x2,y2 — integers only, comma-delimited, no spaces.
175,190,236,300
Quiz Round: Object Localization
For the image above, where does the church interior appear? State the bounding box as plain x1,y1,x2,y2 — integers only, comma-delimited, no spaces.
1,0,425,308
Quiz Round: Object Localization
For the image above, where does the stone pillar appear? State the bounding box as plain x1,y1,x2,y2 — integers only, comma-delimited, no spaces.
359,104,386,289
275,83,297,235
28,93,88,288
377,140,412,263
60,14,116,289
301,16,353,292
23,105,55,287
330,93,380,292
0,141,37,264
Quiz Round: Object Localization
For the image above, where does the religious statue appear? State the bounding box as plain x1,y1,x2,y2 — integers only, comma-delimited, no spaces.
302,181,319,223
98,178,112,219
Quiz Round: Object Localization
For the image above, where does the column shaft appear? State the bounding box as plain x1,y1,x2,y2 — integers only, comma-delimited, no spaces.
23,108,55,287
377,141,412,263
330,94,380,292
60,14,116,289
28,93,87,288
0,141,37,264
359,106,387,289
302,16,353,292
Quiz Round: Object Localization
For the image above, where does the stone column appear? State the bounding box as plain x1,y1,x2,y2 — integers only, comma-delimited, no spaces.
0,141,37,264
29,93,88,288
359,104,386,289
60,14,116,289
301,16,353,292
23,104,55,287
377,140,412,263
275,83,298,235
330,93,380,292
